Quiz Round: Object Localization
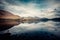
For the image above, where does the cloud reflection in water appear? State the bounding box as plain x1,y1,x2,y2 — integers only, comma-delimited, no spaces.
9,20,60,37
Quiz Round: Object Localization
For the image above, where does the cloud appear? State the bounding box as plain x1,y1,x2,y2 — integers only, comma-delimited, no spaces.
4,5,57,18
0,0,60,18
0,0,5,10
0,5,5,10
54,8,60,16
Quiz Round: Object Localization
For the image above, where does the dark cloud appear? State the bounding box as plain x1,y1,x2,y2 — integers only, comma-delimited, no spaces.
55,0,60,3
0,6,5,10
19,0,32,3
0,0,5,10
0,0,57,9
5,0,48,6
5,0,19,5
5,0,32,5
33,0,46,4
54,7,60,16
5,0,46,4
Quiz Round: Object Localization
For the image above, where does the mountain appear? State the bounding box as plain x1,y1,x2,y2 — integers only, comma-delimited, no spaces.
0,10,20,31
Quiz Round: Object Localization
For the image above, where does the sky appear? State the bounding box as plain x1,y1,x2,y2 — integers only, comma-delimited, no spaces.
0,0,60,18
0,0,60,35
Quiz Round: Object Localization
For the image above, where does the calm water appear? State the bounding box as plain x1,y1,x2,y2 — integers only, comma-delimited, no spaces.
9,21,60,36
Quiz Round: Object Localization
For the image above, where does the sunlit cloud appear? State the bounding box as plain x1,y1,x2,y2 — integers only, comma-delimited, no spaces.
0,0,60,18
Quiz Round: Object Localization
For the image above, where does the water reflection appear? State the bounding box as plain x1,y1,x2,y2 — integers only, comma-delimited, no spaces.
9,19,60,36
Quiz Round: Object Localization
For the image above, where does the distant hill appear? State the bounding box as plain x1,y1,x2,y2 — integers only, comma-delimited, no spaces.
0,10,20,31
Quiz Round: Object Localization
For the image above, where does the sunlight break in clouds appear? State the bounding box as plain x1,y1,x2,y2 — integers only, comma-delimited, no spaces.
0,0,60,18
5,3,57,18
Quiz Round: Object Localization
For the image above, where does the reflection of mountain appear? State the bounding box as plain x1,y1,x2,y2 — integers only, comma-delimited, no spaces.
21,17,60,23
0,10,20,31
50,18,60,22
